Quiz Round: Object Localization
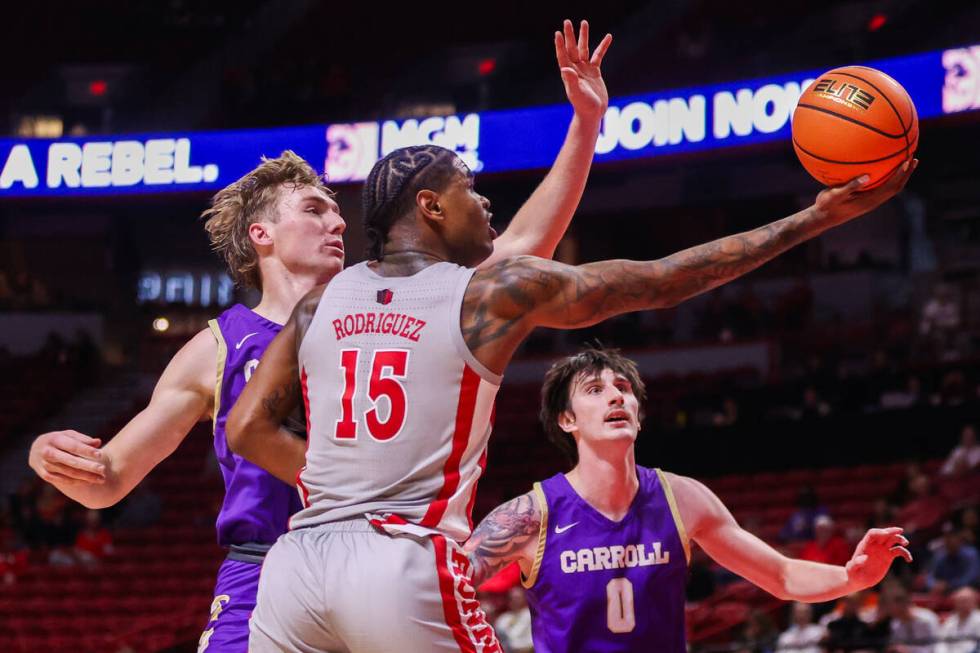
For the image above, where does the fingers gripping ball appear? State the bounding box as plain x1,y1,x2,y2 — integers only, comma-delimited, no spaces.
792,66,918,189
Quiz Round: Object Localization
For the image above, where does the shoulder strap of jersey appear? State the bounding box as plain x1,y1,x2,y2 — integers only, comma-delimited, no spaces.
655,468,691,564
207,318,228,435
522,481,550,589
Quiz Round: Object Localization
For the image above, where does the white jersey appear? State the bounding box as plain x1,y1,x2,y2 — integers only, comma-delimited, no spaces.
290,261,501,541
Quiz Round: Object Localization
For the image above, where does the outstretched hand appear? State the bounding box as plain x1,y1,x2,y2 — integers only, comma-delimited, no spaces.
845,527,912,591
814,158,918,227
555,19,612,123
29,430,106,486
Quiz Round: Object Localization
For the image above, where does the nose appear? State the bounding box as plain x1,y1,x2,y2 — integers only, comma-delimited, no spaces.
480,195,490,211
608,387,625,405
329,211,346,235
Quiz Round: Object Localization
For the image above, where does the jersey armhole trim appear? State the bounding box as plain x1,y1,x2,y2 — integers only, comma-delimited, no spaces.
451,266,504,386
521,482,549,589
207,319,226,436
656,468,691,565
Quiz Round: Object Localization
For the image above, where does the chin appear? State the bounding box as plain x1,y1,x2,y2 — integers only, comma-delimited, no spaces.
312,256,344,282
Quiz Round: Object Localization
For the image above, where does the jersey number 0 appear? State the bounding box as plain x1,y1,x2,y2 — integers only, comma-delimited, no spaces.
334,348,409,441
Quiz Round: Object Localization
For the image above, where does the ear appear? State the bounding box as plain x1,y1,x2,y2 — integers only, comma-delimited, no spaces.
248,221,274,247
416,189,445,223
557,409,577,434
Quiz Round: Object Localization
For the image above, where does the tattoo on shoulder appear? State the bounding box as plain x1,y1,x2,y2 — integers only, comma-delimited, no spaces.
466,492,542,585
462,256,564,352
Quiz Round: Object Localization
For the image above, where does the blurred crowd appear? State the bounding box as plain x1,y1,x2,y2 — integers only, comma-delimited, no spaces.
0,477,162,584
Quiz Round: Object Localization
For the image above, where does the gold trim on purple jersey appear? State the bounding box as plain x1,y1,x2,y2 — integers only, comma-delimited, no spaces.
522,482,549,589
656,468,691,564
208,319,227,436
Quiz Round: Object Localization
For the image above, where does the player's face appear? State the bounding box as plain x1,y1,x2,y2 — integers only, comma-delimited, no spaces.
563,368,640,447
438,158,495,267
270,185,346,282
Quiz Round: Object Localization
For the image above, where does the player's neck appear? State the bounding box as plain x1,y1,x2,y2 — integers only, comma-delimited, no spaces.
252,263,324,324
566,445,638,522
370,249,447,277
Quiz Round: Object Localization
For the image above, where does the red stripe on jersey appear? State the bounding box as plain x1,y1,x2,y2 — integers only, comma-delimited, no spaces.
433,535,478,653
421,365,480,528
464,448,488,533
295,366,312,510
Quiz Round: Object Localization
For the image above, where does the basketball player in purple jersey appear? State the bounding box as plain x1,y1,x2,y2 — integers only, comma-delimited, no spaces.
228,67,915,653
463,348,912,653
26,19,616,652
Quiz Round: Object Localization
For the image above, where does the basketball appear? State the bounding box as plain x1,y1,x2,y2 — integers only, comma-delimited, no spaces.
792,65,918,189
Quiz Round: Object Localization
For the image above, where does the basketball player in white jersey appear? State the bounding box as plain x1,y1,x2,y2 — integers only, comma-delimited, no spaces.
228,57,918,653
462,348,911,653
26,18,614,652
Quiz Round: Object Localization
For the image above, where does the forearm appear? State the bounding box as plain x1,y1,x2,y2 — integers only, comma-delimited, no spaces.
564,205,832,324
228,420,306,485
44,470,121,509
779,557,855,603
501,115,600,259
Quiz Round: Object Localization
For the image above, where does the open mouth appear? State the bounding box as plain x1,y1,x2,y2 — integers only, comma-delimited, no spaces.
604,410,630,425
488,226,498,240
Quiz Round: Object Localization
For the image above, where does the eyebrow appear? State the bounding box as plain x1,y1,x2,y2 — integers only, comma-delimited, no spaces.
300,193,338,210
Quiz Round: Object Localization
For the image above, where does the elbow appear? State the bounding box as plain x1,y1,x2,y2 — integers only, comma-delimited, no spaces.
225,406,251,457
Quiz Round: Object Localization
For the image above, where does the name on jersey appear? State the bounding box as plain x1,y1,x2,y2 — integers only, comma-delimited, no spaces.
560,542,670,574
332,312,427,342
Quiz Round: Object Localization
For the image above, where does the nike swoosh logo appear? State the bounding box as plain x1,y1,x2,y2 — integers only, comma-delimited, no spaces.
554,522,579,534
235,332,258,349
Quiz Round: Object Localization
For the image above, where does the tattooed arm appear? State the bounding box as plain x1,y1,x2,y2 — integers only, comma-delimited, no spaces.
226,286,325,484
464,492,543,587
463,161,918,372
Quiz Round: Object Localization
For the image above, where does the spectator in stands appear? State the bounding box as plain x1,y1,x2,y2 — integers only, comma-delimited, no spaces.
33,483,81,565
926,523,980,594
936,587,980,653
885,584,941,653
801,515,852,567
797,384,832,420
869,499,899,530
73,509,114,565
712,396,740,427
896,475,946,536
736,609,779,653
776,602,824,653
957,505,979,548
881,375,926,410
939,425,980,478
781,487,829,542
494,586,533,653
823,591,888,652
919,283,961,361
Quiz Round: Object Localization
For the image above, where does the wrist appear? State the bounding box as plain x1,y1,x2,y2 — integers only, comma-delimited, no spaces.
570,110,604,132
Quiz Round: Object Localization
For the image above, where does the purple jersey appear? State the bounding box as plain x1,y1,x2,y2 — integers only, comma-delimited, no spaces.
208,304,303,546
523,466,690,653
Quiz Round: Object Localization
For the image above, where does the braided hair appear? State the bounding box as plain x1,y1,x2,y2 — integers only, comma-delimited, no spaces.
361,145,460,260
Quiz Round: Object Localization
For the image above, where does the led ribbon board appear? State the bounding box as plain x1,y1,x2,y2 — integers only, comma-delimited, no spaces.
0,44,977,198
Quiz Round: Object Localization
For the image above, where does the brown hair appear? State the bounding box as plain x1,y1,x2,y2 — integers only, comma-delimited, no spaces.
539,347,647,466
201,150,329,288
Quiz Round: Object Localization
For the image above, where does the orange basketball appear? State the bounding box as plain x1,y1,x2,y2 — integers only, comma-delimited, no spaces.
792,65,918,189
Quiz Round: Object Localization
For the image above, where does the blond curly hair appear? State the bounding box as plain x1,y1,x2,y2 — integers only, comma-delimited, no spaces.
201,150,329,289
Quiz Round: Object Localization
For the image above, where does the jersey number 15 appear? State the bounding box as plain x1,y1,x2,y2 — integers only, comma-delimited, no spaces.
334,348,409,441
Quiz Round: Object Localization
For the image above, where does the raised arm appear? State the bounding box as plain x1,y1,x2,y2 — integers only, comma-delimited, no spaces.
666,473,911,603
28,328,216,509
482,20,612,266
463,491,543,587
226,287,322,484
463,161,917,372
